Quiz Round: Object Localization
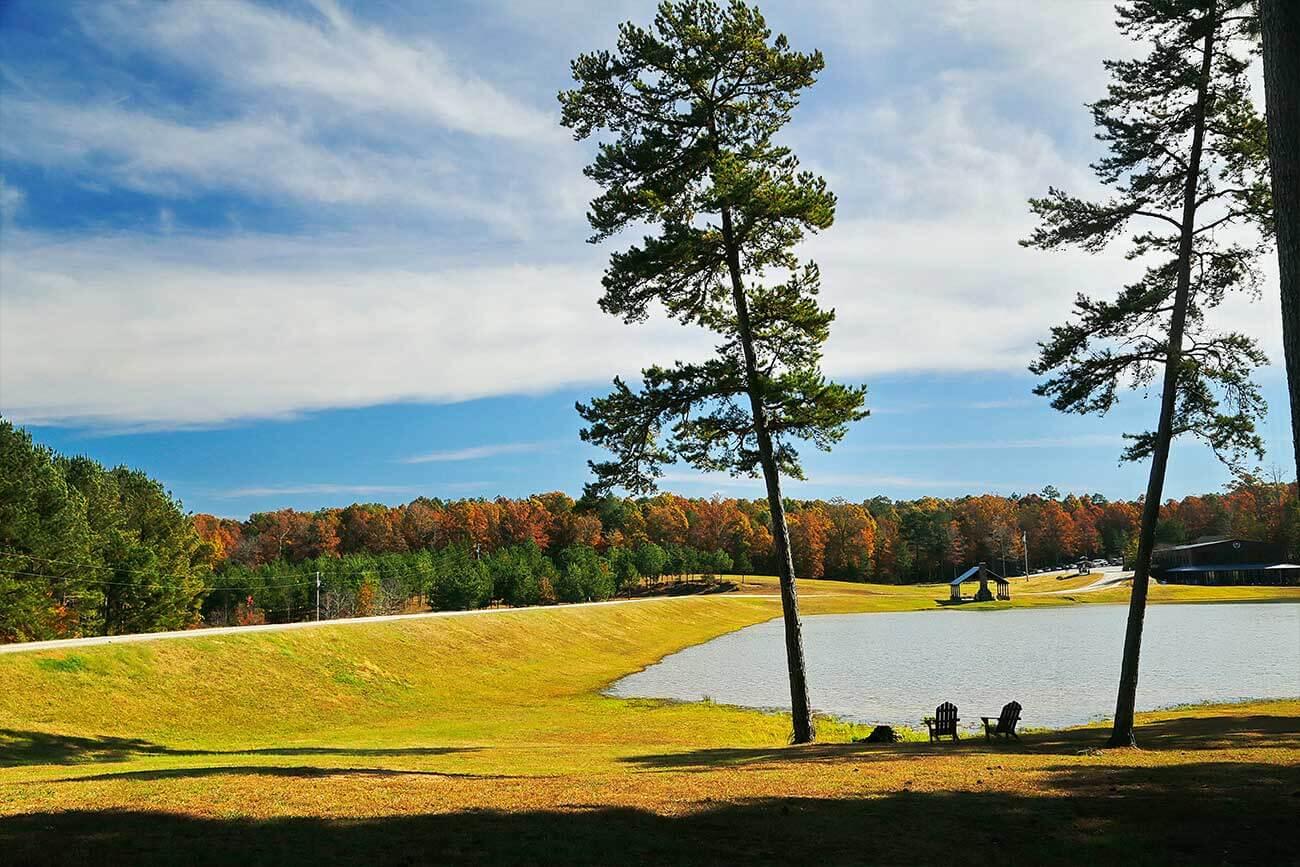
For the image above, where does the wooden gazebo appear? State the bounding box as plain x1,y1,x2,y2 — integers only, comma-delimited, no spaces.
949,562,1010,602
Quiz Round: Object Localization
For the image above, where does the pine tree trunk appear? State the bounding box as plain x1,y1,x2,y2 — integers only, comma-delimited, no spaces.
1108,5,1218,748
720,203,815,744
1261,0,1300,486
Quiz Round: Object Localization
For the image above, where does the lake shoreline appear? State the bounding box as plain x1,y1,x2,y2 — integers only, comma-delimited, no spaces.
609,601,1300,731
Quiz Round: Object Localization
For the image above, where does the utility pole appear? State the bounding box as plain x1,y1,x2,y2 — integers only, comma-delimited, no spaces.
315,570,321,622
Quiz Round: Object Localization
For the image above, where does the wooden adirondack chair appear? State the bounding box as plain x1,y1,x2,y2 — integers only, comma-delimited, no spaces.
981,701,1022,741
924,701,960,743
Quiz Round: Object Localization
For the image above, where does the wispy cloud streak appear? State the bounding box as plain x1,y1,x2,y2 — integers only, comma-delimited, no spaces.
402,441,554,463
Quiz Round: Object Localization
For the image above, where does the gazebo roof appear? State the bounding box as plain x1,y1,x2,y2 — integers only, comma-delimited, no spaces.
950,566,980,586
949,564,1009,586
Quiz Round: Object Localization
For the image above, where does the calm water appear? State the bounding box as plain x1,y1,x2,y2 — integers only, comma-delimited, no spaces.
609,603,1300,730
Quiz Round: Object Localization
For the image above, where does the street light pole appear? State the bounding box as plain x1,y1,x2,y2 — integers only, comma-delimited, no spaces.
315,570,321,621
1023,530,1030,582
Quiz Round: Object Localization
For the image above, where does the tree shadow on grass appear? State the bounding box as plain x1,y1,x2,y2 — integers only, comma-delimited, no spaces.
618,741,925,771
0,730,173,766
620,710,1300,771
48,765,517,784
1023,711,1300,753
1,760,1297,866
619,580,740,598
234,746,482,758
0,729,479,768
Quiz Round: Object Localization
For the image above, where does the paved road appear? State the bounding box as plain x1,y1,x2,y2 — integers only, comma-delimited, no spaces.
1031,565,1134,596
0,592,808,656
1,570,1134,656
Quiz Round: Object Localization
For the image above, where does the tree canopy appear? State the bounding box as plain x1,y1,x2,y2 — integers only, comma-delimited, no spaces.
0,419,209,640
560,0,866,496
1024,0,1271,469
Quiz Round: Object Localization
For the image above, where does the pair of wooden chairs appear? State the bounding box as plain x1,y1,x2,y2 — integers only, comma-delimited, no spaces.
923,700,1022,743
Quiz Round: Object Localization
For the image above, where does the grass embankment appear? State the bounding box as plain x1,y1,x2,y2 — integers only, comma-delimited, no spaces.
1,582,1298,864
736,571,1300,607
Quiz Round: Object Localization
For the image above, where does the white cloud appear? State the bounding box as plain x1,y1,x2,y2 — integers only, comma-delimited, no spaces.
0,177,23,224
932,0,1133,98
1,206,1280,430
0,230,706,427
1,0,583,235
798,90,1281,380
0,99,537,233
0,0,1283,432
808,214,1139,378
117,0,559,141
403,441,554,463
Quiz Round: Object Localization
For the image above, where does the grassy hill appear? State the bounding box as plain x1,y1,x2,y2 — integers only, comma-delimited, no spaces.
1,579,1297,864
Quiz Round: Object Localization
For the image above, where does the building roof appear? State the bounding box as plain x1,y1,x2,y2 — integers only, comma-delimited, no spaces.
1156,538,1266,552
1164,563,1300,572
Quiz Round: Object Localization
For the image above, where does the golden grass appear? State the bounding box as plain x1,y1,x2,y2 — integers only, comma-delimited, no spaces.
740,571,1300,609
1,583,1297,864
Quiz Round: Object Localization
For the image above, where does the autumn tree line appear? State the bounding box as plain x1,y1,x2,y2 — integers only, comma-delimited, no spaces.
195,479,1299,599
4,419,1296,642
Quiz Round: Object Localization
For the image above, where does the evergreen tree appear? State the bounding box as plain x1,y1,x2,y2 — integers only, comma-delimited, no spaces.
61,458,209,635
430,544,491,611
607,546,641,590
0,420,97,640
560,0,866,743
1022,0,1270,746
634,542,669,580
555,545,613,602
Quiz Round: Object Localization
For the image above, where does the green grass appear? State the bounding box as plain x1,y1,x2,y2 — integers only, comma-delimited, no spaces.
1,582,1297,864
32,654,88,674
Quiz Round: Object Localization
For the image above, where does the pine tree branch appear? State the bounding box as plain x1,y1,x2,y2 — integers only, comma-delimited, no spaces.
1132,209,1186,232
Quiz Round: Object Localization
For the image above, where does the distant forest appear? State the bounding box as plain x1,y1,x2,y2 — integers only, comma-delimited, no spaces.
3,419,1297,642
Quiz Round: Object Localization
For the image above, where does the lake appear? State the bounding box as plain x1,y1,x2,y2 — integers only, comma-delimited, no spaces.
608,602,1300,730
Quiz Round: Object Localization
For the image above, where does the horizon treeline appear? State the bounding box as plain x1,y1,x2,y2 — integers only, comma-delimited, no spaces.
2,418,1297,642
199,478,1300,584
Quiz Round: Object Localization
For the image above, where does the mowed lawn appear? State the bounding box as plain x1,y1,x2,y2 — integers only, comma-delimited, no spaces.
1,579,1298,865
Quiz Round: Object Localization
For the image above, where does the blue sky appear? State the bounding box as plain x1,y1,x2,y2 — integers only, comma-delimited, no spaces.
0,0,1291,517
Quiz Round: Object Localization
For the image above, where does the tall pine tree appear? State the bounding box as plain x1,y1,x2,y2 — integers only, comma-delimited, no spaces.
560,0,867,743
1022,0,1271,746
